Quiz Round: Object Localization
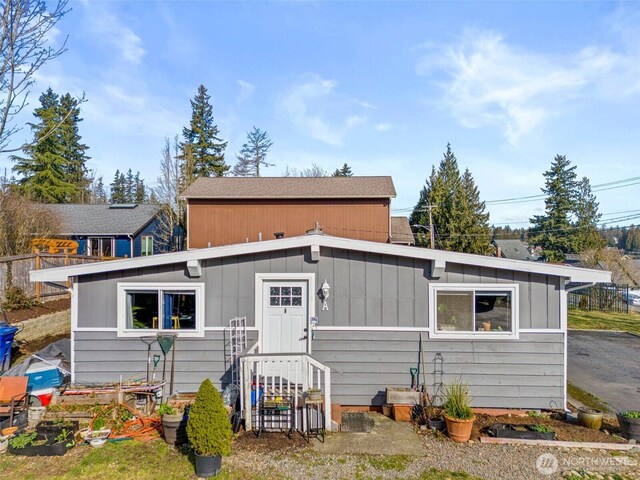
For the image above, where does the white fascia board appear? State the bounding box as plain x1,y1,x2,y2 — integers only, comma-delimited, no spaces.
30,234,611,284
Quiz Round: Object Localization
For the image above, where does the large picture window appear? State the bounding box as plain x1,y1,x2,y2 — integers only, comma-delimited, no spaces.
117,283,205,337
429,284,518,339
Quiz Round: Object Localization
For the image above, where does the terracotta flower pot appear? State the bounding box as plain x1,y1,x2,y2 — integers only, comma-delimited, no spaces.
443,413,475,443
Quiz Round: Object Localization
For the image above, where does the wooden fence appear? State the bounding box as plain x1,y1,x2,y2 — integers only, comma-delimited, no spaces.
0,253,105,303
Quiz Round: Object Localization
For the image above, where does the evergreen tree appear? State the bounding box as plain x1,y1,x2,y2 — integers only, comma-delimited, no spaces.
451,169,492,254
232,127,273,177
110,169,126,203
528,155,578,262
58,93,90,202
180,85,228,181
410,144,491,254
574,176,605,252
11,89,78,203
134,172,147,203
124,169,135,202
91,176,107,204
332,163,353,177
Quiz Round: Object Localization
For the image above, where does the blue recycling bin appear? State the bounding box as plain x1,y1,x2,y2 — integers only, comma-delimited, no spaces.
0,324,18,372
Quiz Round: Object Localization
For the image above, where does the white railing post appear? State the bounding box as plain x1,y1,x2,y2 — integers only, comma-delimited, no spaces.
324,368,332,432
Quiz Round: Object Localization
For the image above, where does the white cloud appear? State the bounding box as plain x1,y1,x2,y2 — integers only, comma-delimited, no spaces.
418,29,638,145
237,80,255,103
82,3,146,65
280,75,368,146
375,123,392,132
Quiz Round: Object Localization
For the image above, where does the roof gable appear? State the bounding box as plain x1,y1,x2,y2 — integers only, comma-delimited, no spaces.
31,234,611,284
180,176,396,199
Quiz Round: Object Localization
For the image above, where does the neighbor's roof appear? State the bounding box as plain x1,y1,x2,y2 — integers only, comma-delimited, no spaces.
44,204,162,236
390,217,415,245
31,234,611,285
180,176,396,199
493,239,540,262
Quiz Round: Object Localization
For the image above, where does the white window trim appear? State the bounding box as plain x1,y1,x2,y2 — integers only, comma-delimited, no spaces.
141,236,154,256
428,283,519,340
117,282,205,338
255,273,316,354
87,237,115,257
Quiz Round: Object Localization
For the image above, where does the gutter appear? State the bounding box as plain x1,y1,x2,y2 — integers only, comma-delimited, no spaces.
566,282,595,293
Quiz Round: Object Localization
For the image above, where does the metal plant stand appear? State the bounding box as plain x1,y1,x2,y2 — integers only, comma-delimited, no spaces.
303,399,325,442
255,393,295,438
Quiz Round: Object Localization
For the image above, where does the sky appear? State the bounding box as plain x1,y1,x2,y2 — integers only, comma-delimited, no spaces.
2,0,640,228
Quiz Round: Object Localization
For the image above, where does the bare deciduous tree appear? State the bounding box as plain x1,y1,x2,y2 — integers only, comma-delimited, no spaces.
0,0,69,152
282,163,327,178
155,136,184,251
0,186,59,256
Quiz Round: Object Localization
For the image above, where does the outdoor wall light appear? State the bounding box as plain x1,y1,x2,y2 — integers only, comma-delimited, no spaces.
321,279,331,311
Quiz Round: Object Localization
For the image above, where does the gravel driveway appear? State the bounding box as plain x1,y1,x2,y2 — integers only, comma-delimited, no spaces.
568,330,640,413
228,439,640,479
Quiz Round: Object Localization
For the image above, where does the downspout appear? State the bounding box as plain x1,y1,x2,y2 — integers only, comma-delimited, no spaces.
128,235,134,258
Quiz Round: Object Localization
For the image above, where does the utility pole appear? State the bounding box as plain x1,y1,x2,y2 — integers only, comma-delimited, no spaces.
427,205,436,249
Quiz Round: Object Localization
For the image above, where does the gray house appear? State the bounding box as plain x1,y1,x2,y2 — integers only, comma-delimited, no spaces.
31,234,609,430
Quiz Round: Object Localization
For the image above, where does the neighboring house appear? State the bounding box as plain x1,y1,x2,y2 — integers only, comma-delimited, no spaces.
390,216,415,246
31,233,609,430
493,239,540,262
180,176,397,248
45,204,171,258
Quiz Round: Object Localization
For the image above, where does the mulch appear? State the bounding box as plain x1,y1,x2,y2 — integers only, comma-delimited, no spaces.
472,413,625,443
234,430,309,453
3,298,70,324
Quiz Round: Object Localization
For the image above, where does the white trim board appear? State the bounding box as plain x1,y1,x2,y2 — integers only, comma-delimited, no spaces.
30,234,611,284
70,281,78,383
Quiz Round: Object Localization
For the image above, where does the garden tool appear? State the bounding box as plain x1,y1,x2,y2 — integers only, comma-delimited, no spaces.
140,336,157,382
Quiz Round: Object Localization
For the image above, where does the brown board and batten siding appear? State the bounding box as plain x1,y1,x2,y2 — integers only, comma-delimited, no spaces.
73,245,564,408
187,198,391,248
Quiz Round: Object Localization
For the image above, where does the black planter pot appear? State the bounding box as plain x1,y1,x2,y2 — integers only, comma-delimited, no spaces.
617,413,640,441
7,432,74,457
428,417,446,431
194,452,222,478
487,423,556,441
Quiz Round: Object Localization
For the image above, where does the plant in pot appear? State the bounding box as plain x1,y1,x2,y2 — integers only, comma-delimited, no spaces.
442,379,475,443
305,388,322,403
187,379,232,478
616,410,640,441
159,402,188,446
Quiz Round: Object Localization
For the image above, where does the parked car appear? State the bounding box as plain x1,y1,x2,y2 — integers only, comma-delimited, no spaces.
623,290,640,306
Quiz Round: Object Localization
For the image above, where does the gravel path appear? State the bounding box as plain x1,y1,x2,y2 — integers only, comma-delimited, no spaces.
227,433,640,480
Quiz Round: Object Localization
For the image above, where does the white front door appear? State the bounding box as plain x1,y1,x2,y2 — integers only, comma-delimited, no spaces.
262,281,308,354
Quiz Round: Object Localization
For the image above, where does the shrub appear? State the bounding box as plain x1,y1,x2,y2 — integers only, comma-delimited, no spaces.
2,284,39,311
443,379,474,420
187,379,232,457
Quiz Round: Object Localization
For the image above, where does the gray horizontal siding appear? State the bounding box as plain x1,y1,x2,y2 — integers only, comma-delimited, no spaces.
77,246,560,330
312,331,564,409
74,330,256,393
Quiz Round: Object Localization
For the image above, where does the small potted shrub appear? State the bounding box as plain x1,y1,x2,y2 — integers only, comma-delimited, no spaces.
187,379,232,478
617,410,640,441
159,403,188,445
442,379,475,443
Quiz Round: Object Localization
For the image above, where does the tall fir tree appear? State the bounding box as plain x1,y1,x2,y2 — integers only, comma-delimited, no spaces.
180,85,228,182
232,127,273,177
410,144,491,254
134,172,148,203
11,89,79,203
332,163,353,177
528,155,578,262
58,93,91,202
574,176,605,252
91,176,107,204
110,169,126,203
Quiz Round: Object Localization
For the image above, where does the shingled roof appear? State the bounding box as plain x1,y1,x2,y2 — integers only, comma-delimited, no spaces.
180,176,396,199
390,217,415,245
45,204,161,236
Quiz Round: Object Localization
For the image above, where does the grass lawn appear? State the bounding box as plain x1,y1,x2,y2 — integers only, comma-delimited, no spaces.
568,309,640,335
567,381,611,413
0,439,481,480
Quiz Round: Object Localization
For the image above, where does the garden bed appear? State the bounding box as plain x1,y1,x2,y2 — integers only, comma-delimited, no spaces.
472,413,625,443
